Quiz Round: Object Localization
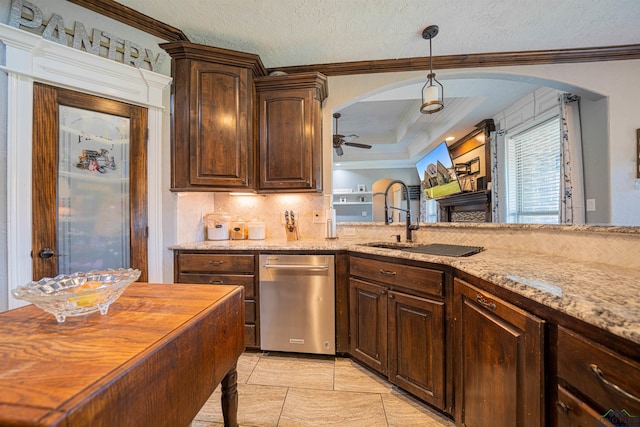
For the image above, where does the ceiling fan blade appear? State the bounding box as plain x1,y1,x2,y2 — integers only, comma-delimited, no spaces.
341,134,359,143
344,142,372,149
335,146,344,156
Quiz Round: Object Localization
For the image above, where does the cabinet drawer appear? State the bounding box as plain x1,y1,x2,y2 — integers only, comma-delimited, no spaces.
557,326,640,415
350,257,443,297
178,253,254,273
245,300,256,324
556,385,614,427
245,324,257,348
177,274,255,298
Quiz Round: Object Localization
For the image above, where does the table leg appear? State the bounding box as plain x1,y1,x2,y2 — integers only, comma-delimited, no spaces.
221,365,238,427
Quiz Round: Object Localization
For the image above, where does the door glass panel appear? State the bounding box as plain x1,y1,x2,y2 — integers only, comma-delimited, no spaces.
57,105,130,273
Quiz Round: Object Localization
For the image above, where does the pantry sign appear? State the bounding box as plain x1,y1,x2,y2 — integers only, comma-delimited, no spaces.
8,0,166,72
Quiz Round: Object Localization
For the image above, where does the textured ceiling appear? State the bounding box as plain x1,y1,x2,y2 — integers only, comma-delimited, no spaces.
120,0,639,68
117,0,640,168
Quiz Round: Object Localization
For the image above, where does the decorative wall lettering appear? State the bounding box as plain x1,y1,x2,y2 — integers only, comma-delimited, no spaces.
8,0,166,72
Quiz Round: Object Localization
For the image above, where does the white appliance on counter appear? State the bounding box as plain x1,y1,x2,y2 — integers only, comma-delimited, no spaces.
259,254,335,355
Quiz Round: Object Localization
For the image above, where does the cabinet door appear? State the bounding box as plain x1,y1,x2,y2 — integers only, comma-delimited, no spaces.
349,278,387,375
454,278,544,427
190,61,252,188
257,88,321,192
388,291,445,409
171,58,253,190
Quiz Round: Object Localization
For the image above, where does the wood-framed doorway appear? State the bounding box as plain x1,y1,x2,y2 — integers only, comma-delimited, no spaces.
32,83,148,281
1,24,171,309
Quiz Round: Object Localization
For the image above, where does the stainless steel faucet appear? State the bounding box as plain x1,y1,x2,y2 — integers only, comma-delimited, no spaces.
384,180,420,242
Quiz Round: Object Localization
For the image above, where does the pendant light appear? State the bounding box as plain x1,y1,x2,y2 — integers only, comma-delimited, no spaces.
420,25,444,114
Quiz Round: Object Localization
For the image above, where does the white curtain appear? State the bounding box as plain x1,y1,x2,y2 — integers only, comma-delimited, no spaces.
490,129,506,222
558,93,586,224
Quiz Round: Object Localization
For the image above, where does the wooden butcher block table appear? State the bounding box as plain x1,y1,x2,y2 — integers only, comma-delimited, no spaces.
0,282,245,427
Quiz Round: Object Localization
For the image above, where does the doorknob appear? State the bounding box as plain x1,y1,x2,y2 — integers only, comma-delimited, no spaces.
37,248,56,259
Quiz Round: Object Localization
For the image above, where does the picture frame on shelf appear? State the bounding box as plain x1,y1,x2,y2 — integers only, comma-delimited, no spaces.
357,184,366,192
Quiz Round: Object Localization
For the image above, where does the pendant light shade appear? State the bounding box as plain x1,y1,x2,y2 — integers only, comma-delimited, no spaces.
420,25,444,114
420,74,444,114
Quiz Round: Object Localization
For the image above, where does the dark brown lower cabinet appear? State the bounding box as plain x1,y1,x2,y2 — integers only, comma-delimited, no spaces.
388,290,445,409
174,251,259,348
454,278,544,427
349,278,387,375
556,326,640,427
349,275,445,409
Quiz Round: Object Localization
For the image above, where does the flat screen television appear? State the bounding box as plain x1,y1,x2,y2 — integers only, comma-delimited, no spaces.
415,141,463,199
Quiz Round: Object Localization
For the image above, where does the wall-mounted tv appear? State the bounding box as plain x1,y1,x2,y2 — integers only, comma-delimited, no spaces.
415,141,463,199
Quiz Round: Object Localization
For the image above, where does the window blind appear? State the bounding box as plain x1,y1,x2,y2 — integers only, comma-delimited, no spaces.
505,117,560,224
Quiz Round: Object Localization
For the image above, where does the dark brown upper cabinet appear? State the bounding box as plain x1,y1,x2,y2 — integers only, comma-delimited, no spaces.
255,73,327,193
162,41,266,192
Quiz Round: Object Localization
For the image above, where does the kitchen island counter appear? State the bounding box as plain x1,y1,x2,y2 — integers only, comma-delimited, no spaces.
0,282,244,427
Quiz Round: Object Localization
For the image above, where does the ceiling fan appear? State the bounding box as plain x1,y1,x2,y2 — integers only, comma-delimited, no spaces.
333,113,372,156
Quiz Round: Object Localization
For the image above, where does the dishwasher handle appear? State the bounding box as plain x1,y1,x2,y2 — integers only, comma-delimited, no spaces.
262,263,329,271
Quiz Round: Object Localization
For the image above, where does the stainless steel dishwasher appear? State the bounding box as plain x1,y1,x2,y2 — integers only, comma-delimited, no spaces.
259,254,335,355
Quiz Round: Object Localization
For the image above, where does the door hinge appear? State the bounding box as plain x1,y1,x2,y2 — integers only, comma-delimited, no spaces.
144,226,149,238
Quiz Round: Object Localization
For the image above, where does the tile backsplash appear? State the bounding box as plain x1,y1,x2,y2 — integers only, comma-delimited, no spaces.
173,193,639,270
176,192,328,242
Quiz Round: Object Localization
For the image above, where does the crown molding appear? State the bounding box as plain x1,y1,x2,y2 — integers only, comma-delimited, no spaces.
268,44,640,76
68,0,189,42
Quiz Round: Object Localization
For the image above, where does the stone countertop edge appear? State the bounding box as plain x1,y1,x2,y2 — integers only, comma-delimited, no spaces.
170,238,640,345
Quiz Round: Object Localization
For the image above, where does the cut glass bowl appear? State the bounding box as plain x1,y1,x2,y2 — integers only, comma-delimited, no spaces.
12,268,141,322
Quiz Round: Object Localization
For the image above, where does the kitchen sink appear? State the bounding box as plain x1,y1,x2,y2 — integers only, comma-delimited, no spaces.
359,242,417,250
359,242,483,257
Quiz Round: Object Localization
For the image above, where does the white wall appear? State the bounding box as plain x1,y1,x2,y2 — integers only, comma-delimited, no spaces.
581,97,610,224
323,60,640,226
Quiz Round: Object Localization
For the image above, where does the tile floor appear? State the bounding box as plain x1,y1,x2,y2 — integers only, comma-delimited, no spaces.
192,351,455,427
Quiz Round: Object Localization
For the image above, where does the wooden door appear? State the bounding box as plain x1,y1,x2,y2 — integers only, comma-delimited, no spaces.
32,83,148,281
349,278,388,375
388,290,445,409
454,278,544,427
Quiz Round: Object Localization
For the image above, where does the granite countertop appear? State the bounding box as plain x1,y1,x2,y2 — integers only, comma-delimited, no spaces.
170,239,640,345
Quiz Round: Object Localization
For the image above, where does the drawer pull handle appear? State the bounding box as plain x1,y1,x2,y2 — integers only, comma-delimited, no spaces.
590,364,640,404
208,260,224,265
476,293,497,311
379,269,396,276
555,401,572,414
208,280,224,284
